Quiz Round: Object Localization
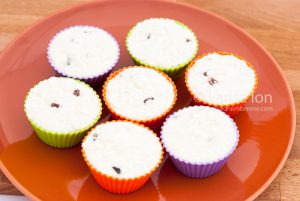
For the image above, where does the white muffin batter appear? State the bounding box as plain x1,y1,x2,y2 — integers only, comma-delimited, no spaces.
82,121,163,178
187,53,257,105
25,77,101,133
48,25,119,78
127,18,198,68
161,106,239,164
105,67,176,121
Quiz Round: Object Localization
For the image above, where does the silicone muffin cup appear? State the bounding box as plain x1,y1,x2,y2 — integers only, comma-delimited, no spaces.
185,52,258,117
160,106,239,178
126,18,198,80
102,66,177,130
47,25,120,88
24,78,102,148
81,121,164,194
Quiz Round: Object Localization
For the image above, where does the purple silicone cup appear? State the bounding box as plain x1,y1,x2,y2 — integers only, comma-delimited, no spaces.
52,67,112,89
160,105,239,178
167,153,229,178
47,25,120,89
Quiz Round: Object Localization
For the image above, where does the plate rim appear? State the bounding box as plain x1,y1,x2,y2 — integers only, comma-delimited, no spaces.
0,0,296,200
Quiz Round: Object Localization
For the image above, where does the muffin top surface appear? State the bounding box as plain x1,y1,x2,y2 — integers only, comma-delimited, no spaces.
24,77,101,133
47,26,119,78
126,18,198,69
82,121,163,179
161,106,239,164
104,67,176,121
187,52,257,105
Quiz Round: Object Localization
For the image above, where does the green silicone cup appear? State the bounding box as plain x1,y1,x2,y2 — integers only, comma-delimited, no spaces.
126,18,198,80
24,78,102,148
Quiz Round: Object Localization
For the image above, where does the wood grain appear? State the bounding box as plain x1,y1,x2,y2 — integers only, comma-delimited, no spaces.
0,0,299,200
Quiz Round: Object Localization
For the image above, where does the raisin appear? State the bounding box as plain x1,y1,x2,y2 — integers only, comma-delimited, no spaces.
73,89,80,96
51,103,60,108
92,133,98,141
112,166,121,174
66,57,71,66
144,97,154,104
208,78,218,85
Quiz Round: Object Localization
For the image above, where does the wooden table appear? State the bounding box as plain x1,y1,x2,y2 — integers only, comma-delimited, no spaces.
0,0,299,200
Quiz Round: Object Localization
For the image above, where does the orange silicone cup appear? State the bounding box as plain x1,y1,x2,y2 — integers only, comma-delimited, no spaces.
185,52,258,117
102,66,177,129
81,120,164,194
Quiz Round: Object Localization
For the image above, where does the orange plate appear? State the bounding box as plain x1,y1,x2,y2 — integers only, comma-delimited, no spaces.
0,0,295,200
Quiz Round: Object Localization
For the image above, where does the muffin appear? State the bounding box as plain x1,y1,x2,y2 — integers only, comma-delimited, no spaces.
185,52,258,117
103,66,177,129
24,77,102,148
161,106,239,178
47,25,120,87
81,121,163,194
126,18,198,79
